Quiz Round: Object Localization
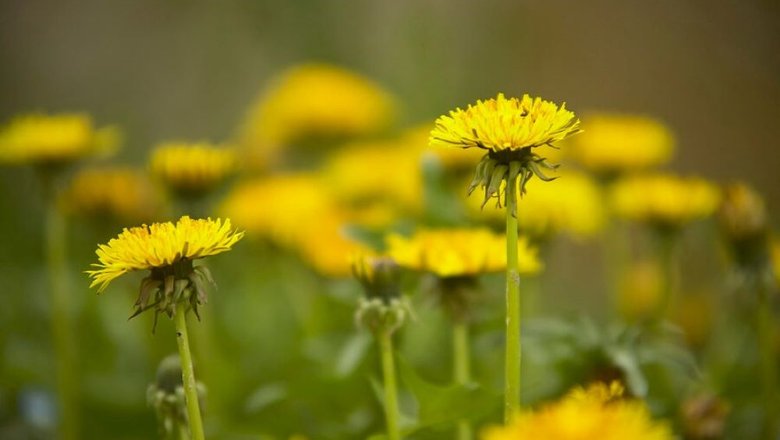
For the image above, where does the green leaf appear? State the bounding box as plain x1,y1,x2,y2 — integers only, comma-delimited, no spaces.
396,355,499,429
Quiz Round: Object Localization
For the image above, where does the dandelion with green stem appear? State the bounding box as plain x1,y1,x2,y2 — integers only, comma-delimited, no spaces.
87,216,243,440
387,228,541,440
352,254,411,440
0,112,118,440
430,93,580,419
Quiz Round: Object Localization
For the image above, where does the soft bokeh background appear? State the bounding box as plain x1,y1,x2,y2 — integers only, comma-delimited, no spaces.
1,1,779,439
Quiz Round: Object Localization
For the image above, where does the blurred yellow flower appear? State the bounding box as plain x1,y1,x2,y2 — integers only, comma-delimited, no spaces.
672,292,714,348
430,93,580,153
238,63,396,161
87,216,243,292
570,114,674,174
467,171,605,239
149,142,236,197
321,140,423,226
297,213,370,277
618,261,663,322
611,174,720,227
386,228,541,277
717,182,768,241
403,124,484,173
482,382,673,440
220,174,335,247
0,113,118,166
62,166,161,222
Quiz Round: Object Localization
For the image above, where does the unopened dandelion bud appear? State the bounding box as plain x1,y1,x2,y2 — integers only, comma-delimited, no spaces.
717,183,770,271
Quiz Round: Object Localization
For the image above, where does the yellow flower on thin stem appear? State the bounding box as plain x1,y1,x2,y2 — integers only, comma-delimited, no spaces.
388,227,541,440
87,216,243,440
482,382,673,440
0,113,118,167
0,112,120,440
431,93,580,421
150,142,236,200
569,113,674,176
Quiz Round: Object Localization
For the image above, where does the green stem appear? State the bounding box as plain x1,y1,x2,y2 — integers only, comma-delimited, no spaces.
655,231,678,323
757,285,778,439
378,329,401,440
504,163,522,421
45,192,79,440
453,322,472,440
174,303,206,440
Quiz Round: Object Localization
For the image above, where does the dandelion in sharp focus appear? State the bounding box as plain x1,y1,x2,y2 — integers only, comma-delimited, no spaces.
87,215,243,440
431,93,580,420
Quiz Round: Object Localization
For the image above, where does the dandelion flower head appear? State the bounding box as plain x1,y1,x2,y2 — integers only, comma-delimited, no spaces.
611,174,720,227
149,142,236,197
322,140,423,226
430,93,580,153
482,381,673,440
238,63,396,160
386,228,541,278
0,113,118,166
87,216,243,292
62,166,161,222
570,114,674,174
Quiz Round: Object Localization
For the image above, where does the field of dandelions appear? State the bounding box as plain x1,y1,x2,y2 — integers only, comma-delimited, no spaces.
1,17,779,440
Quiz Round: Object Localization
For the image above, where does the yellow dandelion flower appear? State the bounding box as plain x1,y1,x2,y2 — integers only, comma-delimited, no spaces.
321,140,423,225
62,166,161,222
0,113,118,166
482,382,673,440
570,114,675,174
431,93,580,153
87,216,243,293
386,228,541,278
149,142,236,197
430,93,580,205
220,174,336,247
618,261,663,322
238,63,396,162
467,170,605,239
297,213,370,277
611,174,720,227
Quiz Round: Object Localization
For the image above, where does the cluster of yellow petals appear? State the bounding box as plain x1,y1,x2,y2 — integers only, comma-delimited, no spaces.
386,228,541,278
149,142,235,195
87,216,244,292
220,174,366,276
611,174,720,226
239,63,396,159
569,114,675,173
62,167,161,222
321,140,423,224
430,93,580,153
483,382,673,440
0,113,118,165
467,171,605,239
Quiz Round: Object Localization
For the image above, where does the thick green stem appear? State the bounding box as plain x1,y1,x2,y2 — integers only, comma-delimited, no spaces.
453,322,473,440
378,329,401,440
757,286,778,439
504,164,522,421
174,303,206,440
45,194,78,440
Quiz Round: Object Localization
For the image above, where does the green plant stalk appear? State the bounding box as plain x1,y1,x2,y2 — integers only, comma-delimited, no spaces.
504,164,522,421
453,322,473,440
174,302,206,440
45,194,79,440
757,285,778,439
378,329,401,440
655,230,678,322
